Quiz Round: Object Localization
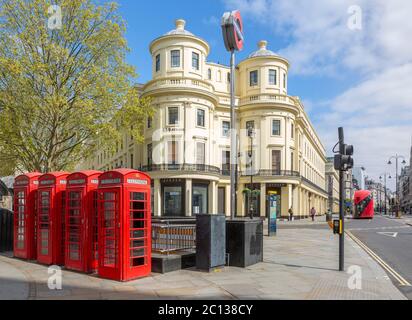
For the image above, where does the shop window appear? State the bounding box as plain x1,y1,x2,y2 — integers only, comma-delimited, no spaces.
163,186,183,217
193,185,208,215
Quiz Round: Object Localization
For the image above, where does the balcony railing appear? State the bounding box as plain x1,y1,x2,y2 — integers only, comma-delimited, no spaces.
143,77,215,94
240,170,300,177
141,164,221,175
239,94,297,106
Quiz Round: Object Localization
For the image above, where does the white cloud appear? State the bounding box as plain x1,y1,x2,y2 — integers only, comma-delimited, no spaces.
223,0,412,188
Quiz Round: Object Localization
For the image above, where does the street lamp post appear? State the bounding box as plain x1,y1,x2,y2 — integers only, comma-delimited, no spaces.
221,11,244,220
379,173,391,216
388,155,406,218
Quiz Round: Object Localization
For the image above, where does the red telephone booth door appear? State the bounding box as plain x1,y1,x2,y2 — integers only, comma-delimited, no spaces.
38,190,53,264
14,189,28,258
66,189,85,271
125,190,151,280
98,189,121,280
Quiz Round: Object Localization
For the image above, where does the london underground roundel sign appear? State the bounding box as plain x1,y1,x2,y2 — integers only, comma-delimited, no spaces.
221,10,244,52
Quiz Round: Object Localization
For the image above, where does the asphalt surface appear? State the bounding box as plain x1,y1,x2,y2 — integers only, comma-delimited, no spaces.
346,215,412,299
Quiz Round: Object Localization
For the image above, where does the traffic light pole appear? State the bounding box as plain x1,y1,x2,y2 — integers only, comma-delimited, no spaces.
339,170,345,271
338,128,345,272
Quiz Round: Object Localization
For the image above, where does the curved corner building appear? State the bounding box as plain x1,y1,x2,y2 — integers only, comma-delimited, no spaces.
85,19,328,219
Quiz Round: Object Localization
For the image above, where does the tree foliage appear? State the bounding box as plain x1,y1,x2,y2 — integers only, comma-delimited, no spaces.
0,0,153,175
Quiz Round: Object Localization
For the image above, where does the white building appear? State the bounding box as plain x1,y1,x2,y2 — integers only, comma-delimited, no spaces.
83,19,328,218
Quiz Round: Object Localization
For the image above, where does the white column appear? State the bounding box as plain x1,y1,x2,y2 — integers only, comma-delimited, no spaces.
154,179,161,217
292,185,299,215
225,185,231,217
186,179,192,217
238,183,245,217
208,181,217,214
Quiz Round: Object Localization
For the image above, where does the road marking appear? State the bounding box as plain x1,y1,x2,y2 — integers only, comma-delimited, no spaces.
377,232,398,238
346,231,411,287
349,226,409,231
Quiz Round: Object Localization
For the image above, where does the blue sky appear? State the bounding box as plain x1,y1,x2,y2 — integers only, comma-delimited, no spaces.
117,0,352,101
113,0,412,189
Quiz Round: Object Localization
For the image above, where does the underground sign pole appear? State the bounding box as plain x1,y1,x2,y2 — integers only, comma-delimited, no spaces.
221,10,244,220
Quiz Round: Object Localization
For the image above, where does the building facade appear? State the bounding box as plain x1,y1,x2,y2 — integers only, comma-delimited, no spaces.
365,179,387,212
399,145,412,214
325,158,339,213
352,166,366,191
83,19,328,218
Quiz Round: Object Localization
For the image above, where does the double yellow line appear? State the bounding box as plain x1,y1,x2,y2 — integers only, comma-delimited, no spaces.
346,230,411,287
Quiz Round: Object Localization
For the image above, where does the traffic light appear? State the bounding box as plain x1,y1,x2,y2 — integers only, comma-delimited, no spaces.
334,143,354,172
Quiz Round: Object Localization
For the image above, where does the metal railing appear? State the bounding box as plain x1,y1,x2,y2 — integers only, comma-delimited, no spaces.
152,218,196,254
240,170,300,177
142,164,221,175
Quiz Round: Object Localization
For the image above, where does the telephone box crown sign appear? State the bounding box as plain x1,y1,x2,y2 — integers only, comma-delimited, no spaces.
221,10,244,52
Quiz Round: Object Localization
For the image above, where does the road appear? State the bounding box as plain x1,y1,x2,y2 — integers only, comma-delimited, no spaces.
346,215,412,300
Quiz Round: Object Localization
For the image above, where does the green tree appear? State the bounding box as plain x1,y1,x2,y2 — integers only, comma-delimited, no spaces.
0,0,153,175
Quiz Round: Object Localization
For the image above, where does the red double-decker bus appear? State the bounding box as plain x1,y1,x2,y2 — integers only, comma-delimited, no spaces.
354,190,374,219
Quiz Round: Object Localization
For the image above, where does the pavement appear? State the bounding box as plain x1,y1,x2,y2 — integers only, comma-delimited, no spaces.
0,217,406,300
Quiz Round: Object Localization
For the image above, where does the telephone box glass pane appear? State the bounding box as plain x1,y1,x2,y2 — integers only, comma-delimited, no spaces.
102,192,118,268
39,191,51,255
130,192,147,267
16,191,26,249
68,191,82,262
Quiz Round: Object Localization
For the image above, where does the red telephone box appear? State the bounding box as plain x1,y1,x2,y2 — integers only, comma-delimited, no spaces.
37,172,69,265
97,169,151,282
65,171,101,273
13,173,41,260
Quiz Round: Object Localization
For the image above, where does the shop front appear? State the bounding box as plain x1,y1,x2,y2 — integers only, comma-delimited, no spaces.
160,179,210,217
162,179,185,217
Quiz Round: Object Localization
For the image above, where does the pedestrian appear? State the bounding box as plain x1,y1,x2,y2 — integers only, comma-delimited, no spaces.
310,207,316,222
288,207,294,221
